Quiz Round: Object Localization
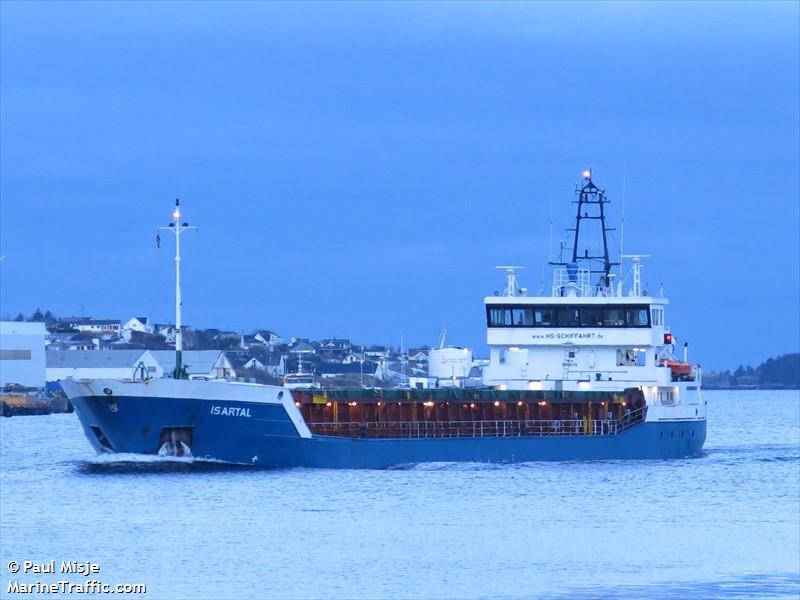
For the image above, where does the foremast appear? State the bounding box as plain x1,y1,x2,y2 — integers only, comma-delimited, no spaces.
158,199,196,379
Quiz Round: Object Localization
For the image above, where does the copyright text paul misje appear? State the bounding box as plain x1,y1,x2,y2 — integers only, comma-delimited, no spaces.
8,560,99,575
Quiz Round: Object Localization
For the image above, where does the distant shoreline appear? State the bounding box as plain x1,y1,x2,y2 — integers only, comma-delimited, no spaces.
701,386,799,391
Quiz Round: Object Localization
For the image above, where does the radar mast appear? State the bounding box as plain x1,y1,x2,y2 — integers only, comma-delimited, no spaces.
550,169,618,287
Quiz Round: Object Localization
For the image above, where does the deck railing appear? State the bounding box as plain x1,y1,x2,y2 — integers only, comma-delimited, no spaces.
308,407,647,439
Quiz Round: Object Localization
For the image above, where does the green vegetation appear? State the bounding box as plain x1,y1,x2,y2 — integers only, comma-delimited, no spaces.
704,353,800,389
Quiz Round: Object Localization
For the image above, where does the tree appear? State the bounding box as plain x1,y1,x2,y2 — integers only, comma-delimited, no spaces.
44,310,56,324
13,313,24,322
757,354,800,387
31,308,44,322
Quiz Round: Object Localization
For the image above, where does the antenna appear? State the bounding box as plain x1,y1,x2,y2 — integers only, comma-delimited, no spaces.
399,332,407,380
543,196,554,292
438,325,447,349
547,196,554,263
158,198,197,379
620,162,627,261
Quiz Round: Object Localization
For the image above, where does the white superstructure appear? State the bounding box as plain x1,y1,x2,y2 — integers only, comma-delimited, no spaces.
482,170,704,420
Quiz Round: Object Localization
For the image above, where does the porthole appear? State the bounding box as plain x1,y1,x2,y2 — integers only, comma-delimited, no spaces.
660,432,663,438
277,391,284,400
670,431,674,438
681,431,684,438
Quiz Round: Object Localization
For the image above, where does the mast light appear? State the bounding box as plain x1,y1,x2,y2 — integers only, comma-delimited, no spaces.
582,169,591,180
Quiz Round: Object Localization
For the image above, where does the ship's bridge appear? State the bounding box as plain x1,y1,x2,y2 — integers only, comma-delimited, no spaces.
484,294,668,348
483,265,678,392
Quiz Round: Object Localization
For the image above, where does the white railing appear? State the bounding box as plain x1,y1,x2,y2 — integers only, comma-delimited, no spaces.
551,268,592,297
308,408,648,439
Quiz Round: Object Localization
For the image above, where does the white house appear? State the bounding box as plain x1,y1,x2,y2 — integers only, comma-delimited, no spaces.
242,357,266,371
46,350,162,382
73,318,121,334
46,333,99,351
254,330,282,346
151,350,236,379
263,354,286,377
123,316,152,334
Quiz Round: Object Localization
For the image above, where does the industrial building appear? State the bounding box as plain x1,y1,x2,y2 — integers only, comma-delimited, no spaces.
0,321,47,388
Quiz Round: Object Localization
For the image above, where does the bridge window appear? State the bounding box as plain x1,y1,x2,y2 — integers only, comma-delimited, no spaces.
626,308,649,327
652,307,664,327
488,307,513,327
487,304,652,328
534,308,554,326
511,308,534,326
556,307,580,327
580,307,604,327
604,308,626,327
486,305,648,327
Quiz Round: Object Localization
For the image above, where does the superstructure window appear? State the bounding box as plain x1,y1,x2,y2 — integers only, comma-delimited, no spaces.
604,308,626,327
534,308,554,326
488,307,513,327
557,307,580,327
511,308,534,326
617,349,647,366
626,308,649,327
0,350,32,360
652,307,664,327
487,304,652,328
580,307,604,327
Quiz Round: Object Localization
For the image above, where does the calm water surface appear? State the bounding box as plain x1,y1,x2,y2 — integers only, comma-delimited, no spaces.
1,390,798,599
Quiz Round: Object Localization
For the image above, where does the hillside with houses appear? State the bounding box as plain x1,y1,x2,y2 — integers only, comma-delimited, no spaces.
11,310,433,389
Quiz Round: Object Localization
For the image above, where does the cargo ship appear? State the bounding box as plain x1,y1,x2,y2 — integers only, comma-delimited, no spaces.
60,173,706,468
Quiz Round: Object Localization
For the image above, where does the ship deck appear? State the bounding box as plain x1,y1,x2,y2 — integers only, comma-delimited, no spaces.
291,387,647,440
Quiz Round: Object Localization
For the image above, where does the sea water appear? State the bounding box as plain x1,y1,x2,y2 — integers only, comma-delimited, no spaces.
1,390,798,599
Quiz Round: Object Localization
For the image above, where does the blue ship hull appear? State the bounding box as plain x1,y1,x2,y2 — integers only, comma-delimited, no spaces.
69,393,707,468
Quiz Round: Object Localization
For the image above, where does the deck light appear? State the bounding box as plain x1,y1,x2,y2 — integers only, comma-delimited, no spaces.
423,401,434,407
664,333,673,344
295,401,301,407
494,401,500,407
470,403,476,408
517,401,524,406
538,401,547,406
326,402,332,408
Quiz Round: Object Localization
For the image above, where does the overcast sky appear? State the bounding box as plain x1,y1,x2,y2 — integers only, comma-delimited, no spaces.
1,1,798,369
